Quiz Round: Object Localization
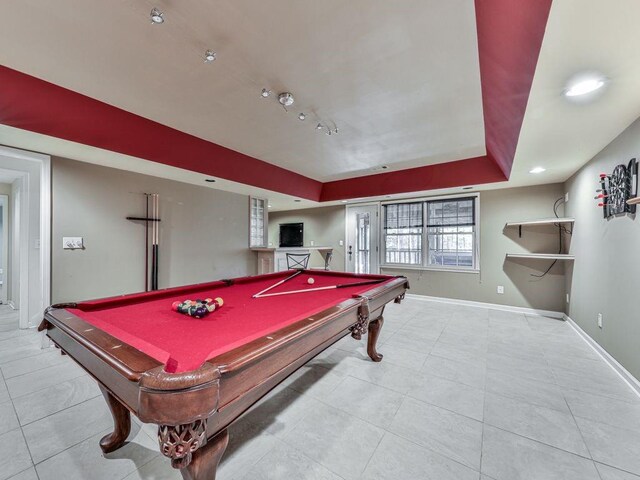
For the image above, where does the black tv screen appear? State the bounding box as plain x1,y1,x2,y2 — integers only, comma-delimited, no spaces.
279,223,303,247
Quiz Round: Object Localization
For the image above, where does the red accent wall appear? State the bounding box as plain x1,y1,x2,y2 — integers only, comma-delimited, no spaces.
475,0,553,177
0,0,552,201
0,66,323,200
320,156,506,201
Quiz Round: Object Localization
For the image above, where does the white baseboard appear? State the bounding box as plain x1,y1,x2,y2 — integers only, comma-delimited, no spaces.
564,314,640,399
405,293,564,319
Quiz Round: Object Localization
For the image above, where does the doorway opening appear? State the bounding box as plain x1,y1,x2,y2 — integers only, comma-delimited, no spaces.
0,146,51,329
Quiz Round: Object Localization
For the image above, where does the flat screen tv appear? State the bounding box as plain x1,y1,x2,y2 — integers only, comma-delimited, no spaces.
279,223,303,247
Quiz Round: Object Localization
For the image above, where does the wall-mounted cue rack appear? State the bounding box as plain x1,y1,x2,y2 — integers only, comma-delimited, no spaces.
126,193,161,291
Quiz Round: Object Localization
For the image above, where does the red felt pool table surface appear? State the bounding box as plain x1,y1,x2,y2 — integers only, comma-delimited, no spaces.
68,270,395,373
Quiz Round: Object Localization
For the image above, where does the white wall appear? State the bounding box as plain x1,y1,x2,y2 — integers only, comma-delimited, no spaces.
52,158,255,302
565,116,640,379
383,185,567,312
268,206,346,269
270,184,567,312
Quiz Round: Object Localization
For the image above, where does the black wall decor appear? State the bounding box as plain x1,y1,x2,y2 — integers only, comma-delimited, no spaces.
598,158,638,218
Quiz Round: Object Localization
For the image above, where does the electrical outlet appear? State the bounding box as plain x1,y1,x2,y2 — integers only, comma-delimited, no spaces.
310,240,315,246
497,286,504,294
597,313,603,329
566,293,570,303
565,192,569,203
339,240,344,246
63,237,84,250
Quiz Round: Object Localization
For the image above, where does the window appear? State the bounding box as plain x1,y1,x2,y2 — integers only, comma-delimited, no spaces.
383,203,423,265
249,197,267,247
426,197,476,268
382,196,478,271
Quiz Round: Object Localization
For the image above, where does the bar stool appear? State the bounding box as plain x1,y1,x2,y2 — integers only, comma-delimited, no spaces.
286,253,310,270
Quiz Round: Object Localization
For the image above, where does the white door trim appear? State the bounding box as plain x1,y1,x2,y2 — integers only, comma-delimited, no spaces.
0,146,51,329
0,194,8,304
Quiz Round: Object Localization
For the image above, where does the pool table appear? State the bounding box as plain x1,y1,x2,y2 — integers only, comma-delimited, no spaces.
39,270,408,479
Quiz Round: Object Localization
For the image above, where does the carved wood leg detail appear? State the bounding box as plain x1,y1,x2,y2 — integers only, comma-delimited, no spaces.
367,316,384,362
179,429,229,480
99,385,131,453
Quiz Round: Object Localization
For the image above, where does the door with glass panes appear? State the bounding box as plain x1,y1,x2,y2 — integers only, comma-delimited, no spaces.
345,205,379,274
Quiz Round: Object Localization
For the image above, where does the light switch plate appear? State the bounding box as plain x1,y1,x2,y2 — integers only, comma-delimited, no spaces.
63,237,84,249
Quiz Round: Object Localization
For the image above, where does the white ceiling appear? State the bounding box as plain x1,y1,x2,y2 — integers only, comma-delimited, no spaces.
0,0,485,182
508,0,640,189
2,0,640,211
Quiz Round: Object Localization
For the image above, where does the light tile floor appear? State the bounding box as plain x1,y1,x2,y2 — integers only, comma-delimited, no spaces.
2,299,640,480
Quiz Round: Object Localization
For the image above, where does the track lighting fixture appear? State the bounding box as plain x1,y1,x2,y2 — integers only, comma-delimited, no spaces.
150,8,165,24
204,50,217,63
260,88,338,136
278,92,295,107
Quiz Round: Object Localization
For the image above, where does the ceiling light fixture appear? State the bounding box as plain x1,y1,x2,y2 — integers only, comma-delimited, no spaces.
150,8,165,24
341,200,348,203
278,92,294,107
529,166,546,174
204,50,217,63
260,88,338,135
564,76,606,97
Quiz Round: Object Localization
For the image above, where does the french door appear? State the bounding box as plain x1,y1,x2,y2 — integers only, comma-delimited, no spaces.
345,204,380,274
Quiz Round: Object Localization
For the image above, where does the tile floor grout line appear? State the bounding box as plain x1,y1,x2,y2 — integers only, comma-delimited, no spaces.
484,422,596,462
16,390,102,428
9,365,88,400
478,374,488,476
592,460,640,479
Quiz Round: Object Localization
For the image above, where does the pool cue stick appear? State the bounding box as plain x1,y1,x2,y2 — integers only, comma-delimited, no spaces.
255,278,387,298
144,193,149,292
151,194,159,290
252,270,304,298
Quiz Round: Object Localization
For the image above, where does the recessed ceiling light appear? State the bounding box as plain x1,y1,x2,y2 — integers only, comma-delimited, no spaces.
298,113,306,121
150,8,165,24
268,204,272,208
564,76,606,97
261,88,271,98
529,166,546,174
204,178,216,183
316,123,323,130
204,50,217,63
341,200,348,203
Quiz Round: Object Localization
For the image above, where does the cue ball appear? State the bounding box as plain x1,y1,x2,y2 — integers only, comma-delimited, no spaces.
307,278,315,285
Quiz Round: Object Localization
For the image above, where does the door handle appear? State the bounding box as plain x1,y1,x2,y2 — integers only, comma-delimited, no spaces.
348,245,353,260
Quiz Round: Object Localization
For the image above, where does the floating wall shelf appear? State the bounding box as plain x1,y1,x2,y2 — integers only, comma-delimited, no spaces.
505,253,575,261
505,218,575,237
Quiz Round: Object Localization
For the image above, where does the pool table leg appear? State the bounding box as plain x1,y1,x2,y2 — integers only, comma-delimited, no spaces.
99,385,131,453
180,429,229,480
367,315,384,362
